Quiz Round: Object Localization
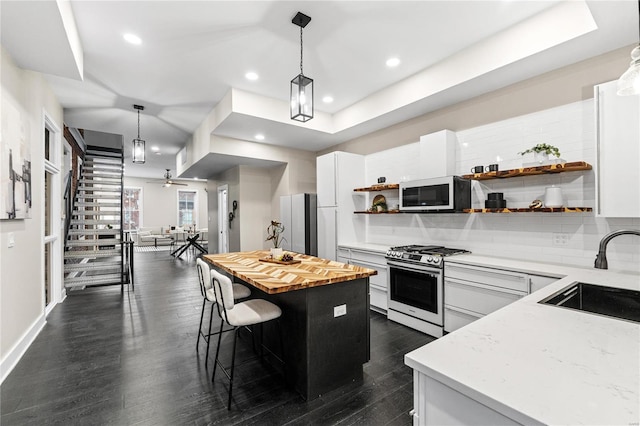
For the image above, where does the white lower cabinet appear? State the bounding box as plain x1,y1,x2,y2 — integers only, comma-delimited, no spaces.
529,274,558,293
444,263,531,333
339,246,388,314
412,371,520,426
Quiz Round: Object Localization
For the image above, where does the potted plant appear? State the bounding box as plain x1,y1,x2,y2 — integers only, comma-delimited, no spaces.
266,220,286,258
518,143,561,164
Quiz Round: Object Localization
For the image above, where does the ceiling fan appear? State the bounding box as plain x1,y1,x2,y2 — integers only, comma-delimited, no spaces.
148,169,188,187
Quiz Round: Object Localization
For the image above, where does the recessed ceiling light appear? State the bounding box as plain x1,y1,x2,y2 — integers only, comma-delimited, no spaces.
255,133,265,141
151,146,159,152
386,57,400,68
245,72,259,81
123,33,142,45
322,96,334,104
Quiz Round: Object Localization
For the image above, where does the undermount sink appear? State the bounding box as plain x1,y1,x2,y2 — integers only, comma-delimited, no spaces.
540,282,640,323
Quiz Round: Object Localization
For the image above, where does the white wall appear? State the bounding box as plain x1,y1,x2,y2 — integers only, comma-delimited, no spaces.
239,165,273,251
123,176,208,231
363,100,640,274
0,46,64,379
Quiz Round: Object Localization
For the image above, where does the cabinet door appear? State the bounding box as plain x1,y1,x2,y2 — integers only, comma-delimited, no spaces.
317,153,336,207
317,207,337,260
595,80,640,217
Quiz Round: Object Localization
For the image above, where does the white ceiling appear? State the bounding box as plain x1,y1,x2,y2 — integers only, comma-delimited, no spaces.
1,1,636,179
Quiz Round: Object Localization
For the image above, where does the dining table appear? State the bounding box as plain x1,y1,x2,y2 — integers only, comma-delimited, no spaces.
170,232,207,257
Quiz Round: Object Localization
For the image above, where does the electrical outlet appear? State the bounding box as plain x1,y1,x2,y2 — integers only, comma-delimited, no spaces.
8,232,15,248
334,304,347,317
552,232,569,246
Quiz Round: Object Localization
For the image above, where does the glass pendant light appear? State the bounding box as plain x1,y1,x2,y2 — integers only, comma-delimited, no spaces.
617,1,640,95
132,104,146,164
290,12,314,122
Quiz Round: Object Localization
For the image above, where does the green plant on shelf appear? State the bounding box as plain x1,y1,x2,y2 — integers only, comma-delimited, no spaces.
518,143,561,158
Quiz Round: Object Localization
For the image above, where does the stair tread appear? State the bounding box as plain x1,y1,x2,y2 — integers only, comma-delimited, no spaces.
67,229,121,235
64,250,122,258
65,274,122,287
64,264,121,272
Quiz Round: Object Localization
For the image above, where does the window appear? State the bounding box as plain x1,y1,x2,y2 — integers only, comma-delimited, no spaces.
123,187,142,231
178,190,197,228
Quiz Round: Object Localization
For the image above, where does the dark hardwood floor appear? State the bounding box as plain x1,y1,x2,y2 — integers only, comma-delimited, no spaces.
1,251,434,425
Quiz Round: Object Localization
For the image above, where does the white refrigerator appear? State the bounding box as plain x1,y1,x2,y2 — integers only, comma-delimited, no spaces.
280,193,317,256
316,152,365,260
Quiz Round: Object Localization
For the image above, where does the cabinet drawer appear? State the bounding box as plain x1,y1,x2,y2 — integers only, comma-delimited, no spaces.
444,306,481,333
337,247,351,260
349,249,386,266
445,278,525,316
370,285,388,312
351,260,387,289
446,263,528,292
529,274,558,293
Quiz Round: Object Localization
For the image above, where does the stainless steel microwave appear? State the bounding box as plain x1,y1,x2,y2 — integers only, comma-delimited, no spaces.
399,176,471,212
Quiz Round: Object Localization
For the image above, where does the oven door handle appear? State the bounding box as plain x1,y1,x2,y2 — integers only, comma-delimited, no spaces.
387,260,441,274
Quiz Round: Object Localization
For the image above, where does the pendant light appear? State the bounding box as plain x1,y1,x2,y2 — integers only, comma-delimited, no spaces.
290,12,314,122
617,0,640,95
132,104,146,164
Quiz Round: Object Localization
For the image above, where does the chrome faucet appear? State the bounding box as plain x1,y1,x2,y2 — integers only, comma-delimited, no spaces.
594,229,640,269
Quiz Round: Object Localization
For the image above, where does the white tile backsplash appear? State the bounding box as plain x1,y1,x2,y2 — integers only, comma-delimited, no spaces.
361,99,640,274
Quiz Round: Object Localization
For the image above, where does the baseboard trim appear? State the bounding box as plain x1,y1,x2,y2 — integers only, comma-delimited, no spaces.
0,314,46,384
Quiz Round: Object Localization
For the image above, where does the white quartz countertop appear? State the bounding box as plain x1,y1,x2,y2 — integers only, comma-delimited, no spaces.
337,242,389,254
405,264,640,425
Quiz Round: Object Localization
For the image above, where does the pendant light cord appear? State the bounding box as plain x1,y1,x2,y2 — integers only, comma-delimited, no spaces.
137,109,141,139
300,26,304,75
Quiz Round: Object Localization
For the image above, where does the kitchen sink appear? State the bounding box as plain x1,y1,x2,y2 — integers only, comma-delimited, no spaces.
540,282,640,323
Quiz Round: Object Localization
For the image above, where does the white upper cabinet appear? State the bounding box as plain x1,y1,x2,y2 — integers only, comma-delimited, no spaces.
595,80,640,217
317,153,337,207
317,152,364,208
418,129,457,179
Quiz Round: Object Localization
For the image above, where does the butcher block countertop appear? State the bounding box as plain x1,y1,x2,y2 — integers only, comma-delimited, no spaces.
203,250,377,294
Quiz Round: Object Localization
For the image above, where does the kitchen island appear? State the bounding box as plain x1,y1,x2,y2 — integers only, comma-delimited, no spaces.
405,257,640,425
203,250,377,400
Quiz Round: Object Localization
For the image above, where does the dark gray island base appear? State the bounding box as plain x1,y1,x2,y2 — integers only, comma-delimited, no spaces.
256,277,370,400
203,251,376,400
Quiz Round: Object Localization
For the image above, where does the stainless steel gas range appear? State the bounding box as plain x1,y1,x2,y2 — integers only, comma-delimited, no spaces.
386,245,469,337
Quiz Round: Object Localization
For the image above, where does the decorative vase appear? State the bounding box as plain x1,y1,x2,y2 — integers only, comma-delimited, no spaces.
534,152,549,164
270,247,283,258
544,186,563,208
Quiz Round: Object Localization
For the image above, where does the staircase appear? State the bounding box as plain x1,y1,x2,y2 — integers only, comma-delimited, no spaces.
64,145,132,290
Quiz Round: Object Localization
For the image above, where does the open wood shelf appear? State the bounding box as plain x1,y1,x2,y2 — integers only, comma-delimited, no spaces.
464,207,592,213
354,210,402,214
353,183,399,192
462,161,592,181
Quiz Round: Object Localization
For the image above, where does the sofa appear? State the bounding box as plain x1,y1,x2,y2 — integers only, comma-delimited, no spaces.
134,228,173,246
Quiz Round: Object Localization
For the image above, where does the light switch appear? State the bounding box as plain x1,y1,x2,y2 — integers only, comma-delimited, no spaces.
333,304,347,317
8,232,15,248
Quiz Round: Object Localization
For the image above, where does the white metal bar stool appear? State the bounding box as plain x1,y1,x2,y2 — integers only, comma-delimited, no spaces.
210,268,283,410
195,258,250,368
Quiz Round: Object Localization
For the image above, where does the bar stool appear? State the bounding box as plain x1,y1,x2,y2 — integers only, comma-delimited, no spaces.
195,258,250,367
210,269,282,410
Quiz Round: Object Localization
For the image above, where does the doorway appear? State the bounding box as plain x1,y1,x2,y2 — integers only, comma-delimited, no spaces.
43,113,62,312
217,185,229,253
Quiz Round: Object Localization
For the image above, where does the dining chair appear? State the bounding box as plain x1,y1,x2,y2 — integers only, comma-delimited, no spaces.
195,258,251,368
210,268,283,410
